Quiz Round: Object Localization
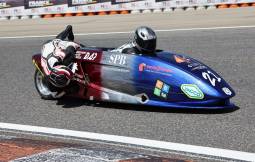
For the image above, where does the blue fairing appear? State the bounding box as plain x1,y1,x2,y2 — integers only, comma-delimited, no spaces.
131,51,235,109
34,46,236,109
80,47,235,109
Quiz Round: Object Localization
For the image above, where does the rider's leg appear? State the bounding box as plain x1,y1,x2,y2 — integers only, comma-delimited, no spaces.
62,46,76,66
56,25,74,41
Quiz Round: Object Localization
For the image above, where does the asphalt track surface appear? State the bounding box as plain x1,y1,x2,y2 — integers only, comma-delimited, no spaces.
0,8,255,156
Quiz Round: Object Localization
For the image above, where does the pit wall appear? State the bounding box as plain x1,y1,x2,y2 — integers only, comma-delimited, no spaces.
0,0,255,20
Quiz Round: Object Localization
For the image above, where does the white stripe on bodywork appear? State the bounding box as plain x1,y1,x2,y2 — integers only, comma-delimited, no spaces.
0,122,254,161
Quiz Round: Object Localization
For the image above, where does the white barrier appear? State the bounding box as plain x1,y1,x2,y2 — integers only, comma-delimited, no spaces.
163,8,173,12
208,5,218,9
130,10,141,14
196,6,206,10
0,0,254,19
0,16,8,21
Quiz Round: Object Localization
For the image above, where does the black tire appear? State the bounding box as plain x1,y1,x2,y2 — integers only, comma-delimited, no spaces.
34,69,55,100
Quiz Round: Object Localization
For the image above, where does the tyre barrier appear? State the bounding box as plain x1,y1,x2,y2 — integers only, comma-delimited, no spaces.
0,3,254,21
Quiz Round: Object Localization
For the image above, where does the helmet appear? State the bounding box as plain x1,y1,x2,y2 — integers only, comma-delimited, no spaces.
133,26,157,54
49,65,73,88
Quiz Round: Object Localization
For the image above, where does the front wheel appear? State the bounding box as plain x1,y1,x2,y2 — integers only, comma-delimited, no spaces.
34,69,55,100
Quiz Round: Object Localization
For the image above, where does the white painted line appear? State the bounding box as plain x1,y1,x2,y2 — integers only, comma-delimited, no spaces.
0,25,255,39
1,129,225,162
0,122,254,161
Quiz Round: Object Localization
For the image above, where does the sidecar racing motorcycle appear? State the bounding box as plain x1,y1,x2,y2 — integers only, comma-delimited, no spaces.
32,46,236,109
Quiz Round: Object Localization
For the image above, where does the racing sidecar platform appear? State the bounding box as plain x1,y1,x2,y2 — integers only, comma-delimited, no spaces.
32,47,236,109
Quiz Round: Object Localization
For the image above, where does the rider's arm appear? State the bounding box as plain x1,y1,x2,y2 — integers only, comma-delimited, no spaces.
111,43,136,54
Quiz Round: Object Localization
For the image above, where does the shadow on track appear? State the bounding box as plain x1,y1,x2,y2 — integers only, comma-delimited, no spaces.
56,97,86,108
56,97,239,114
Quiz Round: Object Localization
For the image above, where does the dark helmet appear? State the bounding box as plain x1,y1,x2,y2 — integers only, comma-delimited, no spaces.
133,26,157,54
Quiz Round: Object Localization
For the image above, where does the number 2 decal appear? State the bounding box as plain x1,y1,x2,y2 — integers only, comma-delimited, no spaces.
202,70,221,86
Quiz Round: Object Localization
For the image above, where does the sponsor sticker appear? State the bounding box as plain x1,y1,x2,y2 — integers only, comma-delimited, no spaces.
188,62,201,68
191,65,207,71
162,84,170,93
24,0,66,9
174,55,208,71
154,80,171,99
68,0,99,6
139,63,172,76
174,55,190,63
111,0,143,4
23,0,67,9
29,1,53,7
202,70,221,87
109,54,127,65
181,84,204,99
222,87,232,96
154,88,161,97
76,51,98,61
83,53,97,60
107,67,130,73
156,80,163,89
71,63,78,73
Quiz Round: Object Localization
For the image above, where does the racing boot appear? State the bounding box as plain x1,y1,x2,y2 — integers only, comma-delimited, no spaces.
63,81,80,95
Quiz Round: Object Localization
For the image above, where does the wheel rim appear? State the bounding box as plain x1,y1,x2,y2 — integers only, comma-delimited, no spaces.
35,71,52,96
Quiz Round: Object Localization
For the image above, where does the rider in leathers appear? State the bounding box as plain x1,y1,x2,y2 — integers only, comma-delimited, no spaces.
112,26,157,55
41,25,80,98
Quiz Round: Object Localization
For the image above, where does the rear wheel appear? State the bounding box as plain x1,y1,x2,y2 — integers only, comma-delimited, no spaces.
34,69,55,100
